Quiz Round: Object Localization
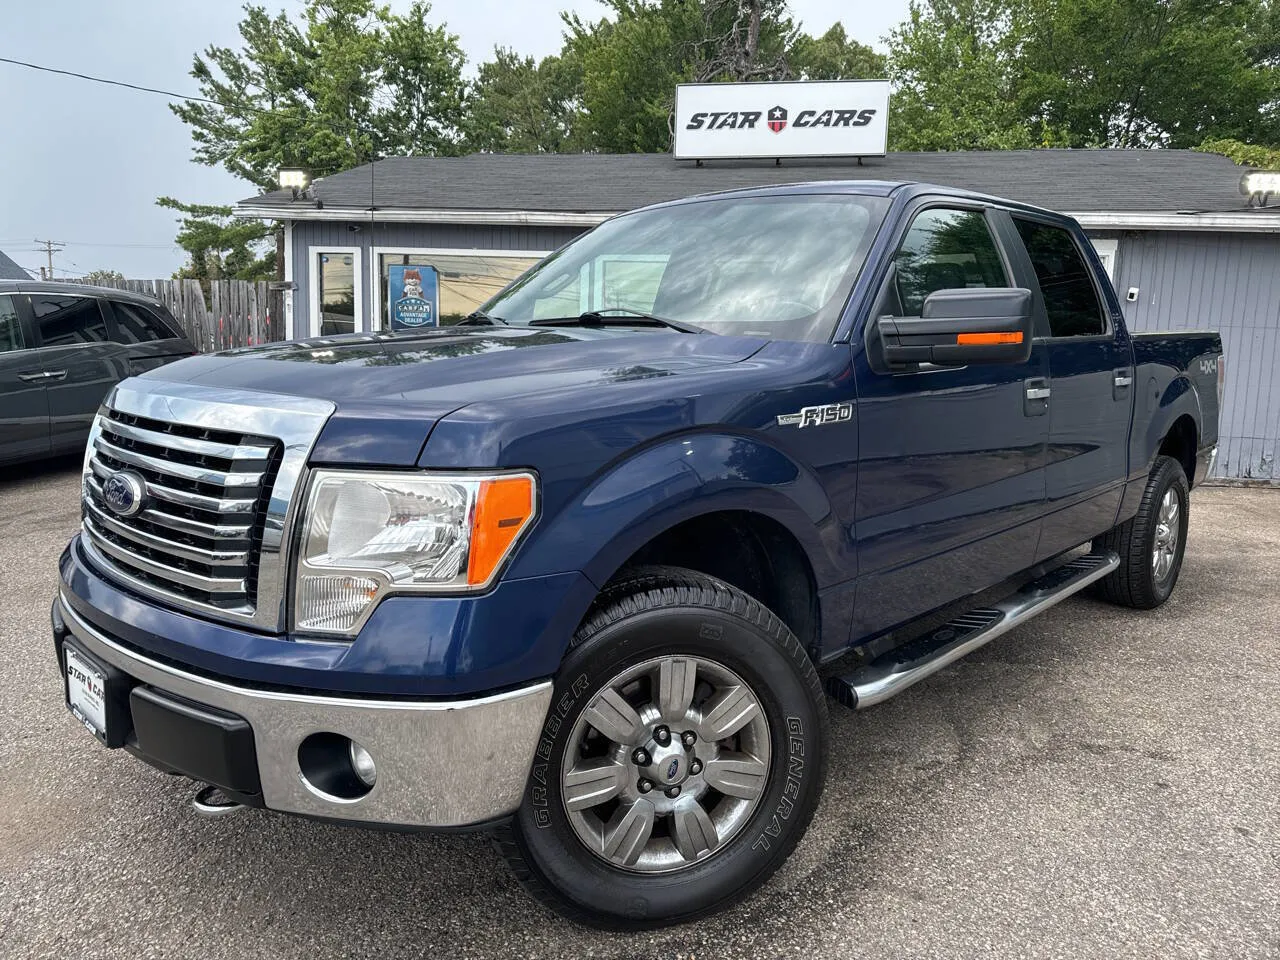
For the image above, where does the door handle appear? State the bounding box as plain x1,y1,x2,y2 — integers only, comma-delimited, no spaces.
42,369,68,381
1113,368,1133,400
17,371,46,382
1024,377,1050,416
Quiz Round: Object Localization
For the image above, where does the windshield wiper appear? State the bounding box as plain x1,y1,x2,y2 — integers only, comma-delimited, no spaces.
529,308,706,335
457,310,508,326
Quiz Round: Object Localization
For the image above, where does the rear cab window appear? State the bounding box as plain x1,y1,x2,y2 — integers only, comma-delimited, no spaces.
29,294,110,346
1012,219,1107,337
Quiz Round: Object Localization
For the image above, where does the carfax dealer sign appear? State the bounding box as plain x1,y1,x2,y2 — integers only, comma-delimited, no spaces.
674,79,890,160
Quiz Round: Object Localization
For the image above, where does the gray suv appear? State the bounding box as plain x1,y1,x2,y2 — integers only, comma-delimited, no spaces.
0,281,195,465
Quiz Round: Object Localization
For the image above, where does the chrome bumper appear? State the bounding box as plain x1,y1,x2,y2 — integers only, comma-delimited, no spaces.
58,596,551,829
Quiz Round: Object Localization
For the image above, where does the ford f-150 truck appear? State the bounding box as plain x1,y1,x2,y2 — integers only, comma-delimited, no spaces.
53,181,1222,928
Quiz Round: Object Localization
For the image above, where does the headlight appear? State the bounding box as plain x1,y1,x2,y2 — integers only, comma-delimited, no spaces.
293,469,537,635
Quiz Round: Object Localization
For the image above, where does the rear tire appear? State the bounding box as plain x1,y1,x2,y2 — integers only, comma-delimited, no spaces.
1092,455,1190,609
496,566,828,929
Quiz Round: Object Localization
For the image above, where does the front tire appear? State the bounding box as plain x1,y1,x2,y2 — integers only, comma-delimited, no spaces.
497,566,828,928
1092,455,1190,609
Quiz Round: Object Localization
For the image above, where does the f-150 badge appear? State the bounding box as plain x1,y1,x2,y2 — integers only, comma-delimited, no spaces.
776,402,854,428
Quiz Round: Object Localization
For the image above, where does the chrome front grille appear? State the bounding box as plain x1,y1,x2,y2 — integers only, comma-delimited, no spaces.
79,379,336,632
83,409,281,613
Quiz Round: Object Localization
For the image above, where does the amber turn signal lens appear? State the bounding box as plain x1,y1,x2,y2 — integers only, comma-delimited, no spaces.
956,331,1024,345
467,475,536,586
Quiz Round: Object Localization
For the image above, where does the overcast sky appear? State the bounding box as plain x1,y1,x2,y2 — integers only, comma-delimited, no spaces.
0,0,908,278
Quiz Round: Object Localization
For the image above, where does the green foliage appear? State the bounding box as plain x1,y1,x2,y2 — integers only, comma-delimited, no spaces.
82,270,126,285
1196,137,1280,168
888,0,1280,151
466,48,585,153
887,0,1044,151
157,198,276,281
789,24,886,81
1016,0,1279,148
171,0,469,189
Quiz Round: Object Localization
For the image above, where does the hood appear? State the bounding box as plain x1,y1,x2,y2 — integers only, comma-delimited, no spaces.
141,326,765,465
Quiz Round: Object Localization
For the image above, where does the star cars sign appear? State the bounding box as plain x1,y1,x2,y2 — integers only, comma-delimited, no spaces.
674,79,890,161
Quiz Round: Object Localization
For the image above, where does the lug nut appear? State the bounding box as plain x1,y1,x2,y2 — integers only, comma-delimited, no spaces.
690,759,703,775
654,725,671,746
637,778,654,794
632,747,650,766
664,785,681,799
681,730,697,749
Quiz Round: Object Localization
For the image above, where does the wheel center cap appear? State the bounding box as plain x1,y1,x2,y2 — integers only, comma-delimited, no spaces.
643,742,690,785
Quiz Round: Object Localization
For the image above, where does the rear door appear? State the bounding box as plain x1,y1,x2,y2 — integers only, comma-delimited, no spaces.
852,201,1050,638
104,297,197,374
1009,216,1134,560
25,292,130,454
0,293,51,463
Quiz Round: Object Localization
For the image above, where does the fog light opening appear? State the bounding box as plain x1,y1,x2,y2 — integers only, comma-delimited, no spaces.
297,732,376,802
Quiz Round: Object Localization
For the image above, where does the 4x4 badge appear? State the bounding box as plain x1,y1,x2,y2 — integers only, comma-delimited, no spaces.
776,402,854,428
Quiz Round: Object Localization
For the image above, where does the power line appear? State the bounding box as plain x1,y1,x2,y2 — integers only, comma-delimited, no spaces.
0,56,222,107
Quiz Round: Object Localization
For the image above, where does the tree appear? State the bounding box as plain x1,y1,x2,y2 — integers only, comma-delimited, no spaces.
466,48,585,153
1015,0,1280,148
171,0,469,189
167,0,469,276
157,198,275,281
888,0,1280,152
561,0,801,153
789,23,886,80
82,270,126,285
887,0,1044,151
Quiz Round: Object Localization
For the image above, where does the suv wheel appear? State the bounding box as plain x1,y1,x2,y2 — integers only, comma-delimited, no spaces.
496,566,828,928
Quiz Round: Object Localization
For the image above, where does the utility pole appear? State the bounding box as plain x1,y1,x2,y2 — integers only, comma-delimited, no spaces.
34,239,65,280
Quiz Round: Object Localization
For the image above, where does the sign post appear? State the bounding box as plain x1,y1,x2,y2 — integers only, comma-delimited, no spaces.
387,263,439,330
673,79,890,161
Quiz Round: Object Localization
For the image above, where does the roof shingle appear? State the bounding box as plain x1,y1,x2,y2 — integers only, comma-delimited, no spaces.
237,149,1256,216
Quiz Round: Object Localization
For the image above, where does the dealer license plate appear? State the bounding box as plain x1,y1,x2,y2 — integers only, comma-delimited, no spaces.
65,646,108,739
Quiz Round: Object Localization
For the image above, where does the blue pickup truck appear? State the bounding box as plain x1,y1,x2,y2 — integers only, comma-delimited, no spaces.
53,181,1222,927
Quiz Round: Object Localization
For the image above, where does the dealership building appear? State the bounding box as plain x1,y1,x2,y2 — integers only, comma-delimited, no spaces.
236,147,1280,482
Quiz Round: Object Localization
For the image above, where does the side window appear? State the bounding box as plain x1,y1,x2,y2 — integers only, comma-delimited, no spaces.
0,295,25,353
890,208,1009,317
30,295,109,346
1012,219,1106,337
111,301,174,343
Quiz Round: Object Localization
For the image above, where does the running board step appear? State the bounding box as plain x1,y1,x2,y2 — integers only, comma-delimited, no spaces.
825,551,1120,710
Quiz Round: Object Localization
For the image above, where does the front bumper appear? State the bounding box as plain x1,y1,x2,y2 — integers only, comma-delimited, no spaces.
54,594,551,829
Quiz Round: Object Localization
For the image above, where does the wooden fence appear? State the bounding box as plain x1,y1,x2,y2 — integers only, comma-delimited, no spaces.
66,278,284,353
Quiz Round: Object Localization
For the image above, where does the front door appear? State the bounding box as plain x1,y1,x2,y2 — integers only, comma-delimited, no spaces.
852,202,1050,639
24,292,129,454
1008,217,1134,560
0,293,50,464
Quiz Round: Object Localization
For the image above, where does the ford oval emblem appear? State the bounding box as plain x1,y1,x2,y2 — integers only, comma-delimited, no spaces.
666,757,681,781
101,470,146,517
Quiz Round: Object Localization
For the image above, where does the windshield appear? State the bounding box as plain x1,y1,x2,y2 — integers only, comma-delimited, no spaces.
481,193,890,341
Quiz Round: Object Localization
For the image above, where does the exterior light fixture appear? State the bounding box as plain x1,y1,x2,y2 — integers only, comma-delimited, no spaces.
1240,170,1280,208
278,167,311,200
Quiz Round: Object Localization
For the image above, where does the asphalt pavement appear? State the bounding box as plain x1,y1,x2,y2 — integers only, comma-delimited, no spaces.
1,457,1276,959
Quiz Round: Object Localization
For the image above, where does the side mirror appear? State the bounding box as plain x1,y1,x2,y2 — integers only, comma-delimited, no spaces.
879,288,1033,367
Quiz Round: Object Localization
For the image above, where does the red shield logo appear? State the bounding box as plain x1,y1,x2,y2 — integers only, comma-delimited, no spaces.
767,105,787,133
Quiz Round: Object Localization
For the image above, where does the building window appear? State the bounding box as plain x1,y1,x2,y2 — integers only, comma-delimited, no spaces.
376,252,544,329
317,251,358,336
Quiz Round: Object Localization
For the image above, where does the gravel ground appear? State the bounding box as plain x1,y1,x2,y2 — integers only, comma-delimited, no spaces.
1,458,1276,960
